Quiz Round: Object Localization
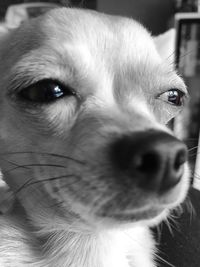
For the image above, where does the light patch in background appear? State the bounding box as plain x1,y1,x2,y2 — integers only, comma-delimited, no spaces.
193,130,200,190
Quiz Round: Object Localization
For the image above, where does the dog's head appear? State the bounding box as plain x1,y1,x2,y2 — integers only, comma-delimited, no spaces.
0,8,189,231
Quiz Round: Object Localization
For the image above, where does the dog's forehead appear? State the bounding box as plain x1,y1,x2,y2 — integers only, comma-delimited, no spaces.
40,8,159,62
0,8,163,76
0,8,181,100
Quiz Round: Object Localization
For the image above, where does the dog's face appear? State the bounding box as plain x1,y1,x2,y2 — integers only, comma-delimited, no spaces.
0,8,189,230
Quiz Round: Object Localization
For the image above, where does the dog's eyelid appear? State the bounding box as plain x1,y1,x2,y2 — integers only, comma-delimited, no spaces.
159,86,187,96
167,88,187,97
16,79,81,104
157,88,187,107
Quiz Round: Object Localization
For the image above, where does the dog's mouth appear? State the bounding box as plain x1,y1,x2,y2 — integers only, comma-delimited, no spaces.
98,207,165,223
96,201,167,223
92,167,189,224
94,198,174,226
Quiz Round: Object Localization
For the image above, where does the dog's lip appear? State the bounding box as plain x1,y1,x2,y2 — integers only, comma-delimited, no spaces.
98,204,165,222
105,210,164,223
106,190,184,221
158,178,186,205
96,182,185,221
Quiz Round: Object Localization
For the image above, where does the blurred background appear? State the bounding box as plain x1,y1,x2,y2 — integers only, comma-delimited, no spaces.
0,0,177,34
0,0,198,33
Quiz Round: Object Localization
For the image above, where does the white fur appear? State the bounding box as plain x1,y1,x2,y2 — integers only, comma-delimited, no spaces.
0,8,190,267
0,220,155,267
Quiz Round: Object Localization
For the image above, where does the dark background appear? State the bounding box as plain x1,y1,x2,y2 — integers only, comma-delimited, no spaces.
0,0,176,34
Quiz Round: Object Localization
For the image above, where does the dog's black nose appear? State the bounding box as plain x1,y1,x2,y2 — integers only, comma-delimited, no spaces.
110,130,188,191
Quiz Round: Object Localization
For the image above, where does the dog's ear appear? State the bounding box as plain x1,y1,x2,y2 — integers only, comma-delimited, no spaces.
0,26,11,49
0,25,10,39
154,29,175,61
0,174,15,214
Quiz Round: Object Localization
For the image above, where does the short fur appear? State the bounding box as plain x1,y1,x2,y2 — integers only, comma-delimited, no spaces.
0,8,190,267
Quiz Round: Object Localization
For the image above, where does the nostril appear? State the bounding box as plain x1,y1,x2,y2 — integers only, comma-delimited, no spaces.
174,149,187,171
133,153,160,174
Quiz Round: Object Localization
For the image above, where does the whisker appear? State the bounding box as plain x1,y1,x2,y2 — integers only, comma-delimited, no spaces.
154,223,162,244
178,47,200,61
15,178,34,195
123,229,175,267
3,163,68,174
155,253,176,267
166,50,176,61
0,151,86,165
167,215,180,233
123,230,151,251
18,163,67,168
163,217,174,236
188,146,199,152
28,174,77,185
165,49,199,69
184,197,196,224
0,157,30,170
15,174,80,194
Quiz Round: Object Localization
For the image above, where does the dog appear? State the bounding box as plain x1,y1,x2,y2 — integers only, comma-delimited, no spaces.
0,7,190,267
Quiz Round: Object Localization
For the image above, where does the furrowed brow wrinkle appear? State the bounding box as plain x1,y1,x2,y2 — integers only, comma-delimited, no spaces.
7,62,68,95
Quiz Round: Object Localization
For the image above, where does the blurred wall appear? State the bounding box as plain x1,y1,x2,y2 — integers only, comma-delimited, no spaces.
97,0,175,35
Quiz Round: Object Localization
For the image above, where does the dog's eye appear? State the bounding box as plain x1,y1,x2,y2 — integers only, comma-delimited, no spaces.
159,89,185,106
18,80,76,103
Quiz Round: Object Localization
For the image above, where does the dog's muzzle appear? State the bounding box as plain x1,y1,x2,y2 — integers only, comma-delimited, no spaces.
110,130,188,192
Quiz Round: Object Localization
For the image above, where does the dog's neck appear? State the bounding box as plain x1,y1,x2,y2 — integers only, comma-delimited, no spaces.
4,204,155,267
42,229,130,267
1,198,154,267
38,226,155,267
